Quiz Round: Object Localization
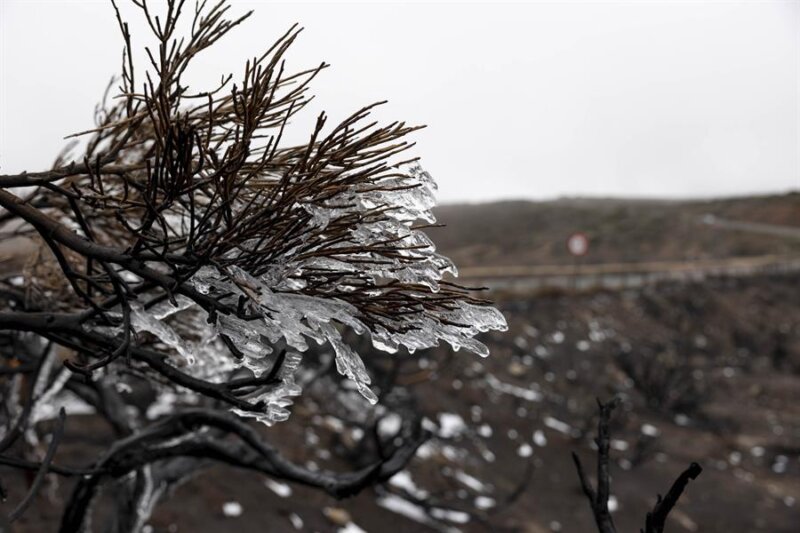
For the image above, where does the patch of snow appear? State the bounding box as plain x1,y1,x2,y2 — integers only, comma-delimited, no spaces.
475,496,496,510
674,414,690,426
389,471,429,499
289,513,304,530
454,470,489,493
430,508,470,524
485,374,542,402
772,455,788,474
608,495,619,513
339,522,368,533
378,414,403,438
641,423,660,437
377,495,459,533
544,416,574,436
438,413,467,438
222,501,243,517
415,441,436,459
517,443,533,458
264,479,292,498
610,439,628,451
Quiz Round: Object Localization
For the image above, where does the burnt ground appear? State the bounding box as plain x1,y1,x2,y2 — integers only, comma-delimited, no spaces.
4,272,800,532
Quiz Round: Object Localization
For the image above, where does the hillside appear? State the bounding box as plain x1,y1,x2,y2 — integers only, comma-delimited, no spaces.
2,192,798,532
429,192,800,268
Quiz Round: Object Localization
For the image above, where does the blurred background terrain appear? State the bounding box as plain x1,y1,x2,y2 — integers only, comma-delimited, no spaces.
5,191,799,532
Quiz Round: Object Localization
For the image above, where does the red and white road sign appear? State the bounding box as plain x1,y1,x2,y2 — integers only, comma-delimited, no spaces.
566,232,589,257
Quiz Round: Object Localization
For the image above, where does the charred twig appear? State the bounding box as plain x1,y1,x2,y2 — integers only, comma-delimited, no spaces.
643,462,703,533
571,397,621,533
8,408,66,523
572,398,703,533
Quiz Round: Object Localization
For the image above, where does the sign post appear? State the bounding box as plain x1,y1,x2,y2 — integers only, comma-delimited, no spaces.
566,232,589,290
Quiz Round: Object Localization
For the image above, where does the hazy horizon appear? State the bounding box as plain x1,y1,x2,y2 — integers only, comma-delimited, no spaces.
436,188,800,207
1,0,798,202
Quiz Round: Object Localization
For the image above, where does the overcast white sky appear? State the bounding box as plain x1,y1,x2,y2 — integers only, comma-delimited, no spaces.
1,0,798,203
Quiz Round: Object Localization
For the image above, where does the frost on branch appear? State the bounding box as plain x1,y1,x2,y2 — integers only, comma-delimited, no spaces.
198,163,504,411
3,1,507,426
0,2,511,528
116,163,506,424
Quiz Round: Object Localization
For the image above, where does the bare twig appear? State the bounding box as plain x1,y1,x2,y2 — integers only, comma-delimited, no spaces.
8,408,67,522
643,462,703,533
571,397,621,533
572,398,703,533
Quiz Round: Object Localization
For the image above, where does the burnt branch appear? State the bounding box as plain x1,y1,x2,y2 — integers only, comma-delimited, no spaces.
571,397,621,533
7,408,66,523
572,398,703,533
643,462,703,533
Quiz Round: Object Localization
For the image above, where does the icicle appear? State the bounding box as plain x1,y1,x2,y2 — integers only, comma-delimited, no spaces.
130,301,196,365
231,351,304,425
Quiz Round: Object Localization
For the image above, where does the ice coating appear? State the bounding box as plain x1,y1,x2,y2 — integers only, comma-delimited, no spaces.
231,351,304,425
104,163,507,424
130,301,196,365
193,264,379,404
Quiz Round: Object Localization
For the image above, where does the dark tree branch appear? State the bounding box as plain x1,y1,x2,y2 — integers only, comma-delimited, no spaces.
573,398,703,533
56,408,429,532
571,397,620,533
8,408,66,523
643,462,703,533
0,340,53,455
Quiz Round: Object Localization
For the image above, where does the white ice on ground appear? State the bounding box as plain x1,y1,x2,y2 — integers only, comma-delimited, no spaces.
378,413,403,438
485,374,543,402
31,390,95,424
544,416,574,436
454,470,490,493
437,413,467,438
339,522,368,533
641,423,660,437
389,470,429,499
264,479,292,498
222,501,243,517
517,443,533,457
608,495,619,512
377,495,436,525
430,508,470,524
610,439,629,451
475,496,496,510
289,514,304,530
376,494,461,533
